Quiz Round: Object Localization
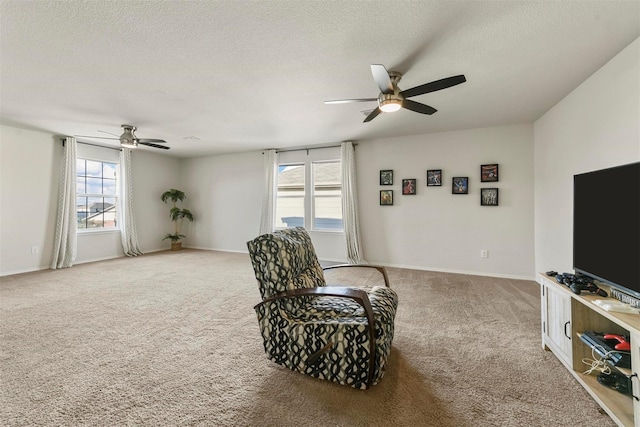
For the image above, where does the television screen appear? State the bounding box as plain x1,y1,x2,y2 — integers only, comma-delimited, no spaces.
573,162,640,297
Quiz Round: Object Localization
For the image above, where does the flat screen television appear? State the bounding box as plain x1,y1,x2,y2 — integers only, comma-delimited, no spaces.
573,161,640,299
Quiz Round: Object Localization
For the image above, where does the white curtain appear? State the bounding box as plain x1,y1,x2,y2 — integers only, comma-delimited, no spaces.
259,149,278,235
118,148,143,256
341,141,364,264
51,137,77,269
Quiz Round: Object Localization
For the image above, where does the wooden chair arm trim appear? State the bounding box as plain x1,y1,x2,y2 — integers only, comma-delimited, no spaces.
255,286,377,388
323,264,390,287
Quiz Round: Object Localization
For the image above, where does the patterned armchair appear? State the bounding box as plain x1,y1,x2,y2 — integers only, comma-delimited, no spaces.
247,227,398,389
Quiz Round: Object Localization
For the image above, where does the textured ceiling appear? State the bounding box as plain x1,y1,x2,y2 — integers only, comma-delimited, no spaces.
1,1,639,158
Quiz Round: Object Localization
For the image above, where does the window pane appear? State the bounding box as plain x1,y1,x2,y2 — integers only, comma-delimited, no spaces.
103,178,116,195
103,197,117,228
86,197,102,228
103,162,116,179
76,158,119,231
77,196,88,228
76,176,86,194
313,162,343,231
276,164,305,228
85,177,102,194
85,160,102,177
314,192,343,230
76,159,86,176
313,162,341,186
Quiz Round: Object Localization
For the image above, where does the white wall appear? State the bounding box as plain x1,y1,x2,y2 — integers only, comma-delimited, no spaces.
357,123,535,279
131,150,182,253
180,151,264,253
179,124,534,278
534,38,640,275
0,126,60,275
0,125,182,275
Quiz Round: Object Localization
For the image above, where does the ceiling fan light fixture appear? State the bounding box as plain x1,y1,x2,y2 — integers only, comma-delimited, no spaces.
379,99,402,113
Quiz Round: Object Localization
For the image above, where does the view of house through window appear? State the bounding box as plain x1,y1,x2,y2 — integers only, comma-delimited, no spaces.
76,159,118,229
275,159,343,231
275,164,305,228
312,161,342,231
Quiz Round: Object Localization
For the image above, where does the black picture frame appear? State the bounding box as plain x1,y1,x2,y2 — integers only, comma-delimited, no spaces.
427,169,442,186
481,164,499,182
380,170,393,185
452,177,469,194
402,179,417,195
380,190,393,205
481,188,499,206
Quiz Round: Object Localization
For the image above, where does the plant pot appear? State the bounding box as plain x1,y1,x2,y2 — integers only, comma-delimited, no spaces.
171,242,182,251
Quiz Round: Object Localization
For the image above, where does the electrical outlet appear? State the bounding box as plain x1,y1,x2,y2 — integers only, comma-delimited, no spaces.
480,250,489,258
31,246,39,255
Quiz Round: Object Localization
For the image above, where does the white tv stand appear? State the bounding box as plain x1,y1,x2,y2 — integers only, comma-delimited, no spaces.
539,273,640,426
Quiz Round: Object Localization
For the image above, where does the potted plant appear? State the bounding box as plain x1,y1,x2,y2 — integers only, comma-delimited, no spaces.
161,189,194,251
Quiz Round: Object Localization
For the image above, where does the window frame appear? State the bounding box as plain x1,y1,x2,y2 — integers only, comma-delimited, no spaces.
275,148,343,233
76,156,120,233
311,159,343,232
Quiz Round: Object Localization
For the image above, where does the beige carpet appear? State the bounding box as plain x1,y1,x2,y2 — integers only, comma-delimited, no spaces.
0,250,615,426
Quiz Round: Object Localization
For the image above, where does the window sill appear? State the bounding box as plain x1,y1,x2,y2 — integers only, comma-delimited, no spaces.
77,229,121,236
310,229,344,234
274,227,344,235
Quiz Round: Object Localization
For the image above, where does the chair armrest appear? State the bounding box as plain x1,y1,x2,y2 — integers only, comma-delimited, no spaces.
323,264,390,287
255,286,376,388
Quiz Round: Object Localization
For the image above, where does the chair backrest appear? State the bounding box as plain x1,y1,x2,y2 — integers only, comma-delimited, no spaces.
247,227,326,300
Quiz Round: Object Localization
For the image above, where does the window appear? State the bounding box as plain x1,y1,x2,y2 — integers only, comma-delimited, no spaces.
275,151,343,232
76,159,118,230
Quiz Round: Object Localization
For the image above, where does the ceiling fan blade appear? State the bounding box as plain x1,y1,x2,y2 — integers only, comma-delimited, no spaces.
371,64,394,94
325,98,377,104
363,107,382,123
139,141,170,150
401,75,466,98
402,99,437,115
98,129,120,137
137,138,167,143
75,135,119,140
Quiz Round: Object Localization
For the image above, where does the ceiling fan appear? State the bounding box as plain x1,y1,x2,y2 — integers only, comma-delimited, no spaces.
76,124,170,150
325,64,466,123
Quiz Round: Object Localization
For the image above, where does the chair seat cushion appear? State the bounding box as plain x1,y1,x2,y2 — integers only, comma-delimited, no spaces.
284,286,397,323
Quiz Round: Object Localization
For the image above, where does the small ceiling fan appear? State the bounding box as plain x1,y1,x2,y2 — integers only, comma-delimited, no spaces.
76,124,169,150
325,64,466,123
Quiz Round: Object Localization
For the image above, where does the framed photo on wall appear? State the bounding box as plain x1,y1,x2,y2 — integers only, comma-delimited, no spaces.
380,170,393,185
481,188,499,206
452,177,469,194
481,164,499,182
402,179,417,195
427,169,442,186
380,190,393,205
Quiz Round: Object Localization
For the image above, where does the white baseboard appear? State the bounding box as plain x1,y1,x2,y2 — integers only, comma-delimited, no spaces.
1,248,534,282
367,261,535,281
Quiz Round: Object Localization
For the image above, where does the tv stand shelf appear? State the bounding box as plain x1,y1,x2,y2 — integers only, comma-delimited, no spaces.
539,273,640,427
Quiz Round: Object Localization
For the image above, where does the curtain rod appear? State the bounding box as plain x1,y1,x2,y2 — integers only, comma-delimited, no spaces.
276,144,340,154
264,142,356,155
61,138,121,151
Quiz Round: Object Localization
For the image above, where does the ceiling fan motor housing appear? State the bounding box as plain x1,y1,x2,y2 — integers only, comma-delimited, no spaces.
120,125,137,147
